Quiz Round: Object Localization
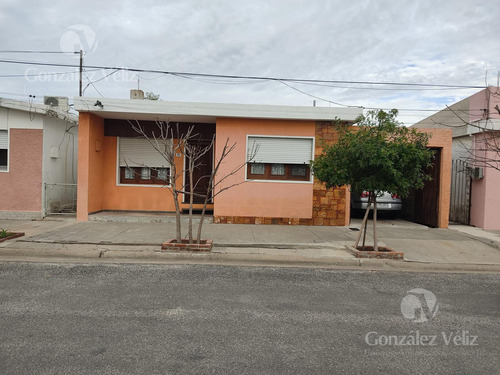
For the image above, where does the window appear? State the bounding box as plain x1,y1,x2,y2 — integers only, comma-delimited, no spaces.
140,167,151,180
118,137,171,185
119,166,170,185
0,130,8,171
250,163,265,175
247,136,313,182
247,163,311,181
271,164,285,175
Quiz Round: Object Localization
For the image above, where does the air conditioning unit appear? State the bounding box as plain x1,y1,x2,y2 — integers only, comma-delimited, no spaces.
44,96,69,112
472,167,484,180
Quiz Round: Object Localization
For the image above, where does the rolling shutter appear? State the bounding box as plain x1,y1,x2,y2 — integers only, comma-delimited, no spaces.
118,137,171,167
248,136,313,164
0,130,8,149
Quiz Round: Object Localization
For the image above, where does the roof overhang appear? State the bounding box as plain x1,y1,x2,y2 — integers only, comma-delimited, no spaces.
0,97,78,124
73,97,363,123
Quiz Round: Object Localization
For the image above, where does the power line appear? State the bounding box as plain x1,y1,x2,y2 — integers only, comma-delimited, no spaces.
0,67,102,78
0,58,486,89
0,50,78,54
278,80,353,107
0,57,489,116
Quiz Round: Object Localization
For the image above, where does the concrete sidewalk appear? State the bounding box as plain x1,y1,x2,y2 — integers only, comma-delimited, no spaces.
1,216,500,272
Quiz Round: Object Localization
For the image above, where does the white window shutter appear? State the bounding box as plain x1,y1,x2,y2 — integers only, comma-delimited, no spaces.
0,130,8,149
119,137,171,167
248,136,313,164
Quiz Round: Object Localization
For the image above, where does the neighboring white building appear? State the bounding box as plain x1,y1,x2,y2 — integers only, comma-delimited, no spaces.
0,97,78,219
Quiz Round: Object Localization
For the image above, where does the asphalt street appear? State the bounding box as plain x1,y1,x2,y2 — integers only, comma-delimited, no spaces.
0,262,498,375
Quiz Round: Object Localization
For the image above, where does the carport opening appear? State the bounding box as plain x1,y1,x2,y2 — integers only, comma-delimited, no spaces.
402,147,441,228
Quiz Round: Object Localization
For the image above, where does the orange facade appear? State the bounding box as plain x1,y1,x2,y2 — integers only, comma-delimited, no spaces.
418,128,452,229
214,117,315,220
77,113,185,220
77,113,451,228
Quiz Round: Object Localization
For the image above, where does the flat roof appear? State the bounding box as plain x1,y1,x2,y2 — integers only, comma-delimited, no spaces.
0,97,78,123
73,97,363,123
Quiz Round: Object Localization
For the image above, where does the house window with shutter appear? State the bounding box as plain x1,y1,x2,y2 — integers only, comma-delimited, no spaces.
0,129,8,172
118,137,172,185
246,136,314,182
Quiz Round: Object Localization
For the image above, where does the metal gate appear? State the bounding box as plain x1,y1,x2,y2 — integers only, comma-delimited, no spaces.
449,159,471,225
44,183,77,215
414,148,441,227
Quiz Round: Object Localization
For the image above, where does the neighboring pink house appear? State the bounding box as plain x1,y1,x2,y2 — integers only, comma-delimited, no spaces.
0,98,78,219
413,87,500,230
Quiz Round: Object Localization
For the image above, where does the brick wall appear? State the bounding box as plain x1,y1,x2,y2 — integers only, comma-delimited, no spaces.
0,128,43,214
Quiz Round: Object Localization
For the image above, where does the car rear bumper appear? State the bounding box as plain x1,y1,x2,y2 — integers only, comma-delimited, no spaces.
351,201,402,211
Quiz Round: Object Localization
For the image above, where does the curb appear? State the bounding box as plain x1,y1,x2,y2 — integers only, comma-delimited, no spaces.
1,243,499,273
13,239,347,250
449,228,500,251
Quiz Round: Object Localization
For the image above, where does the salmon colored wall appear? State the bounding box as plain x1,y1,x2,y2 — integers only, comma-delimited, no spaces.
77,112,185,221
470,174,486,229
99,137,182,212
470,133,500,230
0,129,43,212
479,160,500,230
214,118,315,219
469,87,500,122
419,128,452,228
77,113,104,220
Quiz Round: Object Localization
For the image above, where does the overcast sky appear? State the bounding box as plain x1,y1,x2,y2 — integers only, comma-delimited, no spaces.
1,0,499,124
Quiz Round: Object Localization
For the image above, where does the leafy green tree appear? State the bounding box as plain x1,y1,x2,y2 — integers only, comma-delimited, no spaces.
312,109,434,251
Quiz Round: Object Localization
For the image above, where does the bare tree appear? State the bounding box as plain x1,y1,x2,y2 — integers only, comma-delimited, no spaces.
129,120,196,242
434,106,500,171
128,120,256,245
182,137,213,243
194,137,257,243
426,88,500,171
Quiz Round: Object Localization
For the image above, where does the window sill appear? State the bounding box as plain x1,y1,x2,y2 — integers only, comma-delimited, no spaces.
117,183,171,188
245,178,313,184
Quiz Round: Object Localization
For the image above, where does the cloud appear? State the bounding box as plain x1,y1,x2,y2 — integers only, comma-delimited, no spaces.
0,0,498,124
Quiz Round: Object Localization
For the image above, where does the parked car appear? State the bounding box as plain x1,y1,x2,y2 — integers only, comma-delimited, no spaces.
351,191,402,212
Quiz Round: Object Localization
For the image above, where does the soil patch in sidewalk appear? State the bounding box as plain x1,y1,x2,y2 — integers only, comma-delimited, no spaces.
346,245,404,260
0,231,25,243
161,239,213,252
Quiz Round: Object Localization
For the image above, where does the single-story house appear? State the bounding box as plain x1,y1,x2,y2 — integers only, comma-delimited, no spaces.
0,97,78,219
74,93,452,228
413,87,500,230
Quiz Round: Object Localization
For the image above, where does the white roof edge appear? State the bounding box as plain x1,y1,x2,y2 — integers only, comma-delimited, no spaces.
73,97,363,122
0,97,78,123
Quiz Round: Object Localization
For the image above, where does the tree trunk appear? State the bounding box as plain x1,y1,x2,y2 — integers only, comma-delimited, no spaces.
172,190,182,242
373,194,378,251
188,158,194,244
361,207,369,251
355,194,372,249
197,194,210,244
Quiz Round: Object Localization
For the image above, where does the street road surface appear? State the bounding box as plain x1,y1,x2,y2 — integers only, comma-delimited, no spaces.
0,262,498,374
